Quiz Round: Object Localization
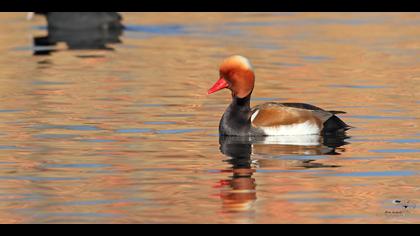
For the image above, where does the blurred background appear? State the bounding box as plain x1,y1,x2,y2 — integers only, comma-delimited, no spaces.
0,12,418,223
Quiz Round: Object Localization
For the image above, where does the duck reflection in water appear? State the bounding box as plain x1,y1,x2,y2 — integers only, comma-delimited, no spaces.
31,12,124,55
217,134,349,213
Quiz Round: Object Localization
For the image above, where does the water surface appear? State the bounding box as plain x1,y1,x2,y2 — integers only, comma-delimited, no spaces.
0,12,419,223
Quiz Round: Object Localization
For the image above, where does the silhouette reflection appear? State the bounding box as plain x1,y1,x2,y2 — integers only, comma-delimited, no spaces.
218,134,349,212
32,12,124,55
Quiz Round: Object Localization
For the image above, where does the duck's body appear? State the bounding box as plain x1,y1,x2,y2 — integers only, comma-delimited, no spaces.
35,12,124,30
31,12,124,55
209,55,350,136
219,94,349,136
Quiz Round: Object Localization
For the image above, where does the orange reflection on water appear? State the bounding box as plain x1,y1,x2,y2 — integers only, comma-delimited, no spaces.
0,12,418,223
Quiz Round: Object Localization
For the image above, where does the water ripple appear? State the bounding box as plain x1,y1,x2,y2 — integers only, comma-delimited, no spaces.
318,170,417,177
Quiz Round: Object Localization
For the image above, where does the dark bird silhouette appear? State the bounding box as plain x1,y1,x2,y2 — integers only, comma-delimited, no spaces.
31,12,124,55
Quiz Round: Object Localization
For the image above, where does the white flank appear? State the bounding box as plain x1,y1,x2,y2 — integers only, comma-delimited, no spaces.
260,120,320,136
250,110,259,122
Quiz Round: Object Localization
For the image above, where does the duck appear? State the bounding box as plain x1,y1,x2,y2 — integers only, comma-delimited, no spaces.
30,12,124,55
208,55,351,136
30,12,124,30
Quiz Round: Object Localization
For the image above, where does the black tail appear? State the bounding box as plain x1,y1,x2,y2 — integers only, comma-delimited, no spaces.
322,115,352,135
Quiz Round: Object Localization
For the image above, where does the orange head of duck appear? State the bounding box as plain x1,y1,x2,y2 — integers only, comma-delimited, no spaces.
208,55,255,98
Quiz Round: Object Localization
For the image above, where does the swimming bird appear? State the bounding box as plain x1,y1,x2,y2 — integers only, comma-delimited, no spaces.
208,55,350,136
30,12,124,30
30,12,124,55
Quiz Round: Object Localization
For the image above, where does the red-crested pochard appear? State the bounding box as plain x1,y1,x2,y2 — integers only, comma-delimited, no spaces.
208,55,350,136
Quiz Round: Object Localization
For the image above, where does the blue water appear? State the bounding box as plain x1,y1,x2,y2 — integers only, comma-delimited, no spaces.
0,12,418,224
116,128,152,133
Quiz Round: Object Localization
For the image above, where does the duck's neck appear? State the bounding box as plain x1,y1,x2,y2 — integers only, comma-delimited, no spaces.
219,93,252,136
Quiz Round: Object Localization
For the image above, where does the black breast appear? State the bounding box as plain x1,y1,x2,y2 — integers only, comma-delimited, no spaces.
219,95,252,136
